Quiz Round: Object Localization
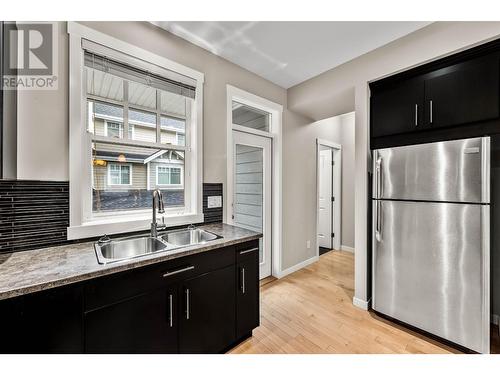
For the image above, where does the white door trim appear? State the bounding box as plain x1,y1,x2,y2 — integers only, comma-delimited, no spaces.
316,138,342,255
226,85,283,278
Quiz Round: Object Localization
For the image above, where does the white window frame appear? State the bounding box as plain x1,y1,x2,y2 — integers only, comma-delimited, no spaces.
68,22,204,240
155,165,184,188
226,85,283,278
107,163,133,186
104,121,124,139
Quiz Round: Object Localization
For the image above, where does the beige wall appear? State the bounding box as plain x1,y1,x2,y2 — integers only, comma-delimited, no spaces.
287,21,500,306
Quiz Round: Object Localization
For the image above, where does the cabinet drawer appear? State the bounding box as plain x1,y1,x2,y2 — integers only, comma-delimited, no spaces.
236,240,260,261
85,245,235,311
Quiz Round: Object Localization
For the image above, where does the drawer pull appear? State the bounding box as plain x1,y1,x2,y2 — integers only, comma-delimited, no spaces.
239,247,259,255
162,265,195,278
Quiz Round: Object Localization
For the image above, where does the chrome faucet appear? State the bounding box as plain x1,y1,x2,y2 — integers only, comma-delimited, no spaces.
151,189,166,238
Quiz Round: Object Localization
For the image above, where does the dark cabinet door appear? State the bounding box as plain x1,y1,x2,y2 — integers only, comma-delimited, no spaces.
370,78,424,138
0,285,84,354
0,295,27,353
236,254,260,339
179,266,236,354
85,287,178,353
424,57,500,129
23,285,84,353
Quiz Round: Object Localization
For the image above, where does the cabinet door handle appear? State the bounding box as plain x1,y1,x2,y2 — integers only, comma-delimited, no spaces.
415,104,418,126
168,294,173,328
429,100,433,124
162,265,194,278
241,267,246,294
185,288,190,320
240,247,259,255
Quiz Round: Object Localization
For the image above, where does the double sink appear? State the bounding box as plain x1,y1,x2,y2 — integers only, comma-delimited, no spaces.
94,228,222,265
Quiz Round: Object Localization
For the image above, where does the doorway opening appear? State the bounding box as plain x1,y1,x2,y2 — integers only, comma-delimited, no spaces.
317,139,342,256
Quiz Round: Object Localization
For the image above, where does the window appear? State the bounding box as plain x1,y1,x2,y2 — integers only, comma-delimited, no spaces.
68,23,204,239
85,51,193,215
108,164,131,185
232,101,271,132
157,165,183,186
176,133,185,147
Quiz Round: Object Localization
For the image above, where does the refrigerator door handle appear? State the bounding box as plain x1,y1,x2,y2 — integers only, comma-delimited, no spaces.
375,200,382,242
481,137,490,204
376,156,383,199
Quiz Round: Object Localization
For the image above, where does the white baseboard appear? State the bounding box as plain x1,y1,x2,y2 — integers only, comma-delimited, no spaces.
340,245,354,253
353,296,370,310
276,256,319,279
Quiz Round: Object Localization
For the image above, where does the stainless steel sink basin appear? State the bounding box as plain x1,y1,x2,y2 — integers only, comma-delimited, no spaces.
161,228,221,246
95,236,170,264
94,228,223,264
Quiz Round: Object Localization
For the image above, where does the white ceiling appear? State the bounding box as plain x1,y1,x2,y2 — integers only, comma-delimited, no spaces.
153,21,432,89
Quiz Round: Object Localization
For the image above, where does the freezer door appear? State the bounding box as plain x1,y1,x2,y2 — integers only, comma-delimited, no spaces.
373,137,490,203
372,200,490,353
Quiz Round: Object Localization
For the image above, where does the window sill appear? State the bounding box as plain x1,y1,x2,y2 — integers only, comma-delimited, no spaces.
67,212,204,240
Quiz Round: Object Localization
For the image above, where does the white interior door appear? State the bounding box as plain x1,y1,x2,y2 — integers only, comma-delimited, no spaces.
318,147,332,249
232,131,272,279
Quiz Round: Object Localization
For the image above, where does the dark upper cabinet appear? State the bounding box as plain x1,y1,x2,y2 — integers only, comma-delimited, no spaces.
424,57,500,129
370,78,424,138
85,287,178,354
236,249,260,339
179,266,236,354
370,47,500,145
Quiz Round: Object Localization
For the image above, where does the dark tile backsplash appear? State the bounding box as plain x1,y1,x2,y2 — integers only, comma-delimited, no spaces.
0,181,223,253
0,180,69,253
202,183,223,224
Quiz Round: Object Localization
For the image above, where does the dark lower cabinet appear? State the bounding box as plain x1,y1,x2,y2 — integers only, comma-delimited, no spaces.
0,240,260,354
0,285,83,354
236,251,260,339
179,266,236,353
85,287,178,353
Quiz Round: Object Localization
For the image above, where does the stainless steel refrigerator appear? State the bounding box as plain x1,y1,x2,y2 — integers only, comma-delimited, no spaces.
372,137,490,353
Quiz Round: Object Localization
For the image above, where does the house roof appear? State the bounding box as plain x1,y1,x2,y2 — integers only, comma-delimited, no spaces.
94,149,184,164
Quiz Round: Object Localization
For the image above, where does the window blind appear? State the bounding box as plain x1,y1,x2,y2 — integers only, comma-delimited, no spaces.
84,51,196,99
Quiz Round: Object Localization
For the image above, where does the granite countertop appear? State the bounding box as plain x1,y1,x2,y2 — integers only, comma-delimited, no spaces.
0,223,261,301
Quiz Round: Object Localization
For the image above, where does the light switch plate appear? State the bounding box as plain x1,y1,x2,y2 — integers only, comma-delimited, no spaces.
207,195,222,208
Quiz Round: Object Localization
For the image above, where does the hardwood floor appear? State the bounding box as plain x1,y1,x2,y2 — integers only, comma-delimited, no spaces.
230,250,498,354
